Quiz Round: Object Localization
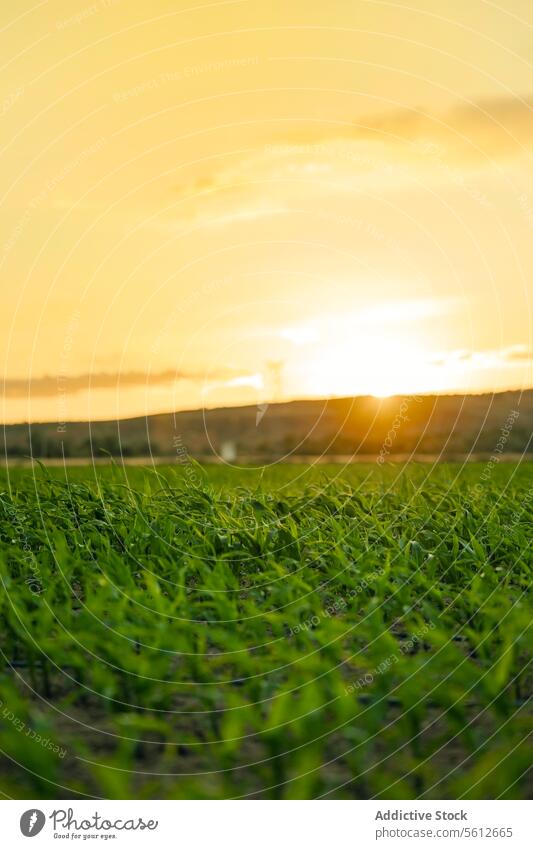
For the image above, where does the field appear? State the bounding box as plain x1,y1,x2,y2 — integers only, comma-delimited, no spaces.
0,462,531,799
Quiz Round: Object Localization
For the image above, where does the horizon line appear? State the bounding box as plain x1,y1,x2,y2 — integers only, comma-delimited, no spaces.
2,384,532,428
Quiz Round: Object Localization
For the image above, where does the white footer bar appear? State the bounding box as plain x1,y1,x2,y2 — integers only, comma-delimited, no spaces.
3,799,530,848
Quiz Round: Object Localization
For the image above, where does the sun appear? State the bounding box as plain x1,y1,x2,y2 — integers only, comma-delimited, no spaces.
281,315,450,399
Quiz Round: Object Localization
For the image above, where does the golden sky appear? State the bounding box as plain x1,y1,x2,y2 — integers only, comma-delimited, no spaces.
2,0,533,422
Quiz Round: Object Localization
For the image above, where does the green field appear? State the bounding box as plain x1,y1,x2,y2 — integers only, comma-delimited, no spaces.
0,462,531,799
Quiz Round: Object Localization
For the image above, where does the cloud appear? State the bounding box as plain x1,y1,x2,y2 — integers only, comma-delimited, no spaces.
2,369,222,399
202,204,289,227
501,344,533,361
177,94,533,214
281,95,533,163
350,96,533,160
431,346,533,369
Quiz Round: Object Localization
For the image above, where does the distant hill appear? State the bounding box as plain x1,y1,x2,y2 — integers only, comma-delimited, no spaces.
2,390,532,462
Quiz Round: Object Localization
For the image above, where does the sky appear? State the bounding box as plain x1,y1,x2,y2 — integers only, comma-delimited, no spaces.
1,0,533,423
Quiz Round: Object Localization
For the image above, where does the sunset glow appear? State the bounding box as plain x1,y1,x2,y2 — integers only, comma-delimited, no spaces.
2,1,533,423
